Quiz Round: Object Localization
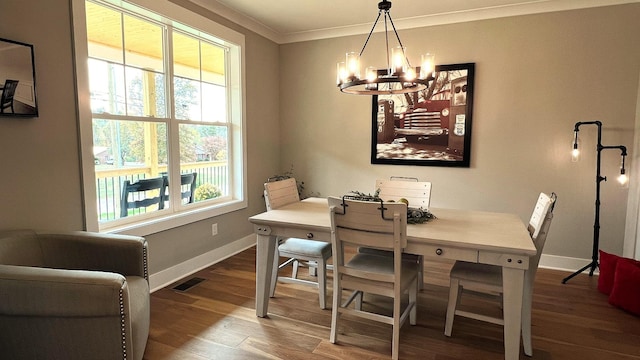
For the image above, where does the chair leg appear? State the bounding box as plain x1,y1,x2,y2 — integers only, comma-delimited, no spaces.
291,259,300,279
444,278,461,337
330,277,341,344
355,291,363,310
269,247,279,297
522,283,534,356
410,277,417,325
317,257,327,309
308,260,318,276
392,293,401,360
418,255,425,290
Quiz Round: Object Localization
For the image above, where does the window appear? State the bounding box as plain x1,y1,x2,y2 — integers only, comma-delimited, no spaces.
72,0,246,235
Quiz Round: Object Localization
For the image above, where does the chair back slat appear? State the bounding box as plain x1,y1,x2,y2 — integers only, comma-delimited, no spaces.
526,192,557,283
376,179,432,210
264,178,300,210
120,177,167,217
329,196,408,255
528,192,554,239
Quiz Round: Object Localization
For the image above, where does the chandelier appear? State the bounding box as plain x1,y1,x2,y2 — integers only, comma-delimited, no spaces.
336,0,435,95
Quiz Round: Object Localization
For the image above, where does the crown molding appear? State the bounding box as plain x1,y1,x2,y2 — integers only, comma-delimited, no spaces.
189,0,639,44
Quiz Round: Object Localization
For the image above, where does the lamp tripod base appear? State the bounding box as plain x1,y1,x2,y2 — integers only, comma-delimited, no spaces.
562,260,598,284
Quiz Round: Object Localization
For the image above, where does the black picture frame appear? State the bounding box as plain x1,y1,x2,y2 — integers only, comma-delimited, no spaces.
371,63,475,167
0,37,38,118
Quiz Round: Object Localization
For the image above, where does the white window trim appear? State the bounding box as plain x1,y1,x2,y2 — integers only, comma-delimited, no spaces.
71,0,247,236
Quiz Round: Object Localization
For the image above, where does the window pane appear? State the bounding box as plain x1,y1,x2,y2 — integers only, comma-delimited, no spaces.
86,1,123,64
179,124,228,202
88,59,126,115
125,67,167,117
123,14,164,72
93,119,168,221
202,82,226,122
174,77,201,120
201,41,225,84
173,32,200,80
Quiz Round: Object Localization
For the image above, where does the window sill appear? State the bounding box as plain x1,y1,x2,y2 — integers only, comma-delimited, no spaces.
103,199,246,237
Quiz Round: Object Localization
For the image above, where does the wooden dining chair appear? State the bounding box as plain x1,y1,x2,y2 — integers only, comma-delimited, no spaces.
444,192,557,356
120,177,168,218
328,196,419,360
361,178,432,290
163,172,198,205
0,79,19,114
264,178,331,309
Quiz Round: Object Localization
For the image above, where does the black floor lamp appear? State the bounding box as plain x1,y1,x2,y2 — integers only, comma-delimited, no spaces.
562,121,628,284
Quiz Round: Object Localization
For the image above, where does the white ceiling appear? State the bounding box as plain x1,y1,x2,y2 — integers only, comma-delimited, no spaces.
189,0,638,44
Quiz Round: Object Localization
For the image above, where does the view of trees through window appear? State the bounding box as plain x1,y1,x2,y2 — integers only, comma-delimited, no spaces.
86,0,231,223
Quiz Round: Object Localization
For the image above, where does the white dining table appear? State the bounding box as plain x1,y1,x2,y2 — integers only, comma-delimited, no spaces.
249,197,536,360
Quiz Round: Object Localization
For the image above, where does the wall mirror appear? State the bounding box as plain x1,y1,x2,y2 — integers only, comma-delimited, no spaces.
0,37,38,118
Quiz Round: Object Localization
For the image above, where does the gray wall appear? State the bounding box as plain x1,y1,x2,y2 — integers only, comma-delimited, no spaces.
0,0,638,279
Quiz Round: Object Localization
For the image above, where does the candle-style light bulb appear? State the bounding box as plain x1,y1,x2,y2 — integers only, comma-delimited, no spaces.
618,155,629,188
391,47,405,74
571,131,580,162
420,53,435,79
336,62,347,85
346,52,360,80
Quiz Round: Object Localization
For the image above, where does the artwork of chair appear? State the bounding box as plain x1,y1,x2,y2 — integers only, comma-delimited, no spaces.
120,177,167,218
328,196,419,360
0,229,150,360
444,192,557,356
264,177,332,309
0,79,19,114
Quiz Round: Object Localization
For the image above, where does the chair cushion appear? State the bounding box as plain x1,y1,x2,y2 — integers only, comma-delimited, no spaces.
608,259,640,316
449,261,502,287
346,253,419,277
278,238,331,258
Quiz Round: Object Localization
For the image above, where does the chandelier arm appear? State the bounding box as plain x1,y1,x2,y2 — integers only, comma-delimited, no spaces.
359,11,383,57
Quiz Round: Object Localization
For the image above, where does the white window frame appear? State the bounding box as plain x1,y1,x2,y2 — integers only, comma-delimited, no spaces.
71,0,247,236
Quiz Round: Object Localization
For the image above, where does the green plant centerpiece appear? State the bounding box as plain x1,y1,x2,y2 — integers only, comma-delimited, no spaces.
347,189,436,224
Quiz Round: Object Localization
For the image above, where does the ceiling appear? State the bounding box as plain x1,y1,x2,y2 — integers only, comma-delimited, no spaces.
188,0,638,44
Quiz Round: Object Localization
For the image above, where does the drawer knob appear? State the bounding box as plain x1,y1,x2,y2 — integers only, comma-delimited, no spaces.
306,233,314,239
435,248,443,256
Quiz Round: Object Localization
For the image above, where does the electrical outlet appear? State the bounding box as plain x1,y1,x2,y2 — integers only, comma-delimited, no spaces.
211,223,218,236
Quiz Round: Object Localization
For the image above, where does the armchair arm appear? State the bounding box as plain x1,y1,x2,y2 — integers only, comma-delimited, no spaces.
0,264,126,316
36,231,148,279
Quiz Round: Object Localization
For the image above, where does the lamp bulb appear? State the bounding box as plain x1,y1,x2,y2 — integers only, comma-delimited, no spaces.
571,148,580,162
618,173,629,187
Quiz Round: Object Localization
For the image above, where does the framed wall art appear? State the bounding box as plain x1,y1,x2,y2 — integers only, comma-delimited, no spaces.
0,37,38,118
371,63,474,167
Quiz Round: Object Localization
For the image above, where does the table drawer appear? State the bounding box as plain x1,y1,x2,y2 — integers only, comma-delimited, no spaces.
417,244,478,262
272,226,331,242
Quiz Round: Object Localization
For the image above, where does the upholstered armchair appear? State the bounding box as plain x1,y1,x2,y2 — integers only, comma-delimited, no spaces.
0,230,150,360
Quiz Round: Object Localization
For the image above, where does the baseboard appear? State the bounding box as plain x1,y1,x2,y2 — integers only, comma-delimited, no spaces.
149,235,256,292
539,254,598,275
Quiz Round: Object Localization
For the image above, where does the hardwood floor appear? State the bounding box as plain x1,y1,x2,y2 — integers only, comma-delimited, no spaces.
144,247,640,359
